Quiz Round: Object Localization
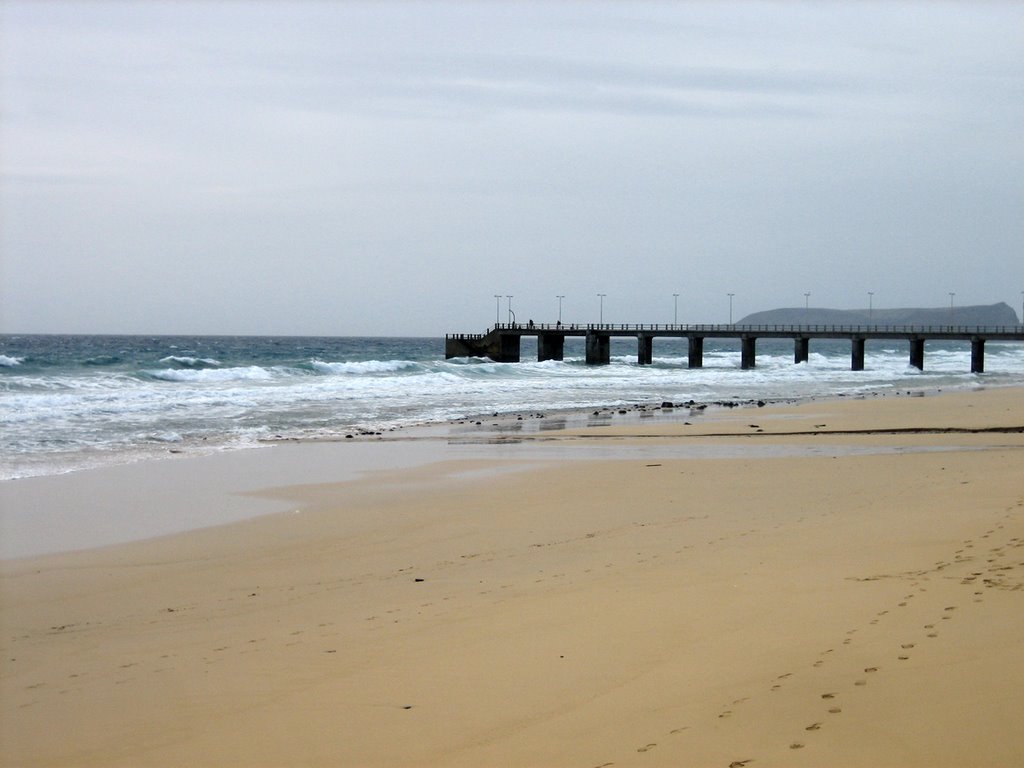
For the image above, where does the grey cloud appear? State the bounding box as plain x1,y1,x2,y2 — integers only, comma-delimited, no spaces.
306,52,853,119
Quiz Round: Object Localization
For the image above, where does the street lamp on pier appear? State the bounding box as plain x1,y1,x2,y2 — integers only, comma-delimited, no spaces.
868,291,874,322
493,295,501,326
556,295,565,324
727,293,735,325
673,293,679,325
597,293,606,324
804,292,811,310
506,295,514,326
949,292,955,323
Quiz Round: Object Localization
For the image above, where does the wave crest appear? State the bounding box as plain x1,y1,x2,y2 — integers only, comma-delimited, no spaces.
159,355,222,369
310,359,423,375
145,366,275,383
0,355,24,367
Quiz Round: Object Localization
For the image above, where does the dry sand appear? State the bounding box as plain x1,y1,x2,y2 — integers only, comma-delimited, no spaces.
2,387,1023,767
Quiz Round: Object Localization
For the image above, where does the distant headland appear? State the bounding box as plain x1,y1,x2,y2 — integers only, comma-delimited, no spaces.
738,301,1020,326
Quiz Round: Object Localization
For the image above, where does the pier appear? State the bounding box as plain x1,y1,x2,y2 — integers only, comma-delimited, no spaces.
445,323,1024,373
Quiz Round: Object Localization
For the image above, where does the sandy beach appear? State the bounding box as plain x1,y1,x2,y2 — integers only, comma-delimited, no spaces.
2,387,1023,767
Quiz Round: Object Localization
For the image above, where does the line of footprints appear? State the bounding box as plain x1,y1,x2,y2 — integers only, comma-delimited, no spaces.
602,509,1022,767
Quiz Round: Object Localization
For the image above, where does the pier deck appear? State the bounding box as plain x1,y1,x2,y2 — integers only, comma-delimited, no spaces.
445,323,1024,372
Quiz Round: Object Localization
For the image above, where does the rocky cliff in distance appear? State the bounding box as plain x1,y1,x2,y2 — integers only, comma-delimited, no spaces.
738,302,1020,326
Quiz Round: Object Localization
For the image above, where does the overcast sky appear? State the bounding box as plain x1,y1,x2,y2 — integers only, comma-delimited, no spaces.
2,1,1022,336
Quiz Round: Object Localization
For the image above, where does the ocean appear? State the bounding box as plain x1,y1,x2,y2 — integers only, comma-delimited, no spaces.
2,333,1023,481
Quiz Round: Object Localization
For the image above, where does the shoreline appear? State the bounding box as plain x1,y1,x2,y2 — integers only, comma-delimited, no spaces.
2,385,1022,561
3,370,1014,484
2,386,1023,766
2,385,1018,561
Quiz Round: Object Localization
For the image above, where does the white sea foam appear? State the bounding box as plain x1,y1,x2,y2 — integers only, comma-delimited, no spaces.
0,355,24,367
146,365,276,382
310,359,422,375
2,334,1022,481
158,355,222,368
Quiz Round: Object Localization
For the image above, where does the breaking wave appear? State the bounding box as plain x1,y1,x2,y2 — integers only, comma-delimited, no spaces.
145,365,277,383
309,359,424,375
159,355,222,369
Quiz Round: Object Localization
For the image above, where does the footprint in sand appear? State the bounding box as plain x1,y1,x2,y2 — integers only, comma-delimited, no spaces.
821,692,836,700
729,761,753,767
790,742,805,750
636,743,657,753
828,707,842,714
805,722,822,731
864,666,879,673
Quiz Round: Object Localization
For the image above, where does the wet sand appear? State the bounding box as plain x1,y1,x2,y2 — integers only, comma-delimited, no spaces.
2,387,1023,766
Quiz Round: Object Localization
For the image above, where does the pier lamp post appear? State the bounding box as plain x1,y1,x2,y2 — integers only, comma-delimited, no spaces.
728,293,735,325
868,291,874,322
673,293,679,325
804,292,811,310
556,295,565,324
1020,290,1023,326
597,293,606,324
506,295,514,326
949,292,955,323
494,294,501,326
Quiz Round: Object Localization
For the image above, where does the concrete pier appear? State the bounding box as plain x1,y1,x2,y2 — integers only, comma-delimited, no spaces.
971,338,985,373
741,336,757,370
910,338,925,370
794,336,809,364
446,323,1024,373
851,337,866,371
538,332,564,362
586,331,610,365
688,336,704,368
637,334,653,365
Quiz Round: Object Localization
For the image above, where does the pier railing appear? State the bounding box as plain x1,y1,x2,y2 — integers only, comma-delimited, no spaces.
469,323,1024,335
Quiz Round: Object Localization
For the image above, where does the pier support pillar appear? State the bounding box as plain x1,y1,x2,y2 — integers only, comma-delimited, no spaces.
741,335,757,370
637,334,653,365
909,338,925,371
794,336,810,364
586,332,610,365
687,336,704,368
537,333,564,362
851,337,865,371
497,332,521,363
971,337,985,374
